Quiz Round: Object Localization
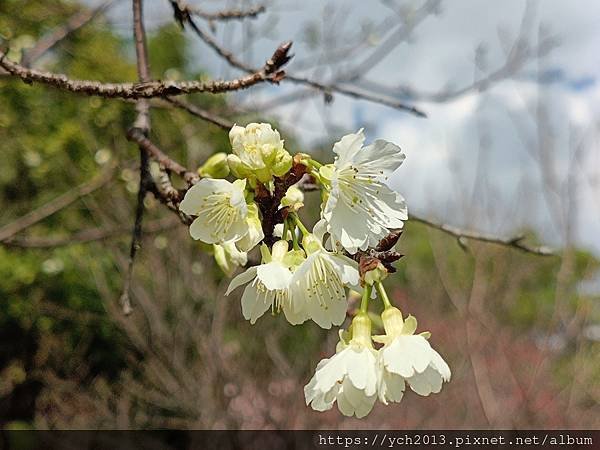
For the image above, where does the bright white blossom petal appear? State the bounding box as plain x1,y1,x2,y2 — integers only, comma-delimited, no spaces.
305,314,378,418
293,234,359,329
225,241,307,325
377,308,450,402
180,178,248,244
322,129,408,254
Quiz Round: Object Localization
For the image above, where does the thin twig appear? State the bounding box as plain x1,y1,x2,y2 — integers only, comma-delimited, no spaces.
169,1,426,117
0,42,293,99
126,128,199,186
410,214,556,256
163,97,233,130
0,166,114,242
21,0,115,67
172,1,266,22
2,217,178,249
121,0,152,316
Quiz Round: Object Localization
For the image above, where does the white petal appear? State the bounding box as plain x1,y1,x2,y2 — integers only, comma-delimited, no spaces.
337,378,376,418
240,283,273,324
407,364,443,396
382,335,433,378
378,368,405,404
429,347,452,382
353,139,405,176
188,208,248,244
313,349,350,393
256,262,292,290
332,129,365,167
225,266,257,295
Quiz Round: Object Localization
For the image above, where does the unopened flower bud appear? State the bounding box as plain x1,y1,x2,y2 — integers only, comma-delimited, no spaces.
198,152,230,178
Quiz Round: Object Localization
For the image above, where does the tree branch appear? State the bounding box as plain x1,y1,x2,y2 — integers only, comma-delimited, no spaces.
171,1,266,22
0,167,114,242
121,0,153,315
2,217,178,249
126,128,199,186
162,97,233,130
169,0,426,117
21,0,115,67
0,43,292,99
410,214,556,256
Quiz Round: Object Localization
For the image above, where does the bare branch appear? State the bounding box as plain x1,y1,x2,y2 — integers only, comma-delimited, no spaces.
0,42,293,99
126,128,199,186
21,0,115,67
410,214,556,256
171,0,265,23
169,1,426,117
0,167,114,242
163,97,233,130
121,0,153,316
2,217,178,249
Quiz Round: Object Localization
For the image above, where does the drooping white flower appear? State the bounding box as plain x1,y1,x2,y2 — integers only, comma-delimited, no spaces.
227,123,292,183
305,313,378,418
320,129,408,254
293,232,359,329
179,178,248,244
375,307,451,403
225,241,307,325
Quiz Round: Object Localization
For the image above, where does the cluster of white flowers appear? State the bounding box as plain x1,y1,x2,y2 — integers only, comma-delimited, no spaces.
180,122,451,417
305,306,450,418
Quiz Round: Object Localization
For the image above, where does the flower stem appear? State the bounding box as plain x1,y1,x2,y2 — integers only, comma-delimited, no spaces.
307,158,323,169
290,220,300,250
291,213,309,236
360,284,372,314
281,218,290,243
375,281,393,309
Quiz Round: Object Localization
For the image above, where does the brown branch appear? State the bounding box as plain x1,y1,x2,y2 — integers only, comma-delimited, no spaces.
121,0,153,315
410,214,557,256
171,0,265,22
254,156,308,246
21,0,115,67
126,128,199,186
169,0,425,117
162,97,233,130
0,43,292,99
2,217,178,249
0,166,114,242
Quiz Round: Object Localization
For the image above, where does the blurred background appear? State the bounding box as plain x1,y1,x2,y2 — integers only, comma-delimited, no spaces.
0,0,599,429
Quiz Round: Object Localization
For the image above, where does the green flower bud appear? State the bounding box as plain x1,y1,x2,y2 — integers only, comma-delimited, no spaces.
227,154,253,179
271,150,293,177
198,152,230,178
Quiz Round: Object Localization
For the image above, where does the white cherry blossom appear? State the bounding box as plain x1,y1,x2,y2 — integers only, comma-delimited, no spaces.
225,241,307,325
375,307,451,403
293,232,359,329
320,129,408,254
305,314,378,418
179,178,248,244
